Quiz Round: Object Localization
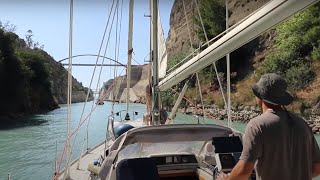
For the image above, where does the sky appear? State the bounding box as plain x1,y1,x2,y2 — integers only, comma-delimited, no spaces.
0,0,174,89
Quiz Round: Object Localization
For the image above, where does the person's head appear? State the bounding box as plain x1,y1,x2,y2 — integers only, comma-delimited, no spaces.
255,96,282,111
251,73,293,111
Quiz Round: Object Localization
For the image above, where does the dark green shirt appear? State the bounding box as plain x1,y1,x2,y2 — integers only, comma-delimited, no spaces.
240,109,320,180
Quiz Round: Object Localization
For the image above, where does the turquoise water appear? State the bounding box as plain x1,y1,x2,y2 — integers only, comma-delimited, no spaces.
0,101,146,180
0,101,319,179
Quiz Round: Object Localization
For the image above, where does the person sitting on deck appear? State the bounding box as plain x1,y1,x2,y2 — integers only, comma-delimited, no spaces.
143,112,151,126
218,73,320,180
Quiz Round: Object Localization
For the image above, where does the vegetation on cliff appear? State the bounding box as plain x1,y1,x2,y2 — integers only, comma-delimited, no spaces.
0,22,93,125
196,0,226,41
261,3,320,90
0,25,58,121
163,1,320,115
258,3,320,114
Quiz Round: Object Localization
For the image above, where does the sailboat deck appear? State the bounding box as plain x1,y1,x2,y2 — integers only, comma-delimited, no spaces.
58,120,144,180
58,142,105,180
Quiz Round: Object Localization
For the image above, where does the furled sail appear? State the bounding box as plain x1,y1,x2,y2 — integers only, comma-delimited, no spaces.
157,11,168,79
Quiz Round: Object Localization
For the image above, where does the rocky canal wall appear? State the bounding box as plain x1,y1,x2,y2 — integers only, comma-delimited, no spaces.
179,105,320,134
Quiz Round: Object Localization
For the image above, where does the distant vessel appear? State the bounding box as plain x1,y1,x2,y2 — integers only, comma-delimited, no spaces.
96,101,104,105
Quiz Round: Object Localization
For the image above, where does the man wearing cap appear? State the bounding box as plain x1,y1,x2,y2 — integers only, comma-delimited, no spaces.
219,73,320,180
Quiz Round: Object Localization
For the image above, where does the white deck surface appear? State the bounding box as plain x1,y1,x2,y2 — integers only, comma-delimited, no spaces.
58,142,105,180
57,119,144,180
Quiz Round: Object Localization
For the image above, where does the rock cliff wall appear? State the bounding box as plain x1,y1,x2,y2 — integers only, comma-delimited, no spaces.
40,51,94,104
228,0,270,26
166,0,199,59
0,28,92,124
166,0,270,59
99,0,271,105
166,0,320,124
100,64,150,103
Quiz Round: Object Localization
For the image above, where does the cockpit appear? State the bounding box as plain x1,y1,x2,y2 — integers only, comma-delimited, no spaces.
97,124,256,180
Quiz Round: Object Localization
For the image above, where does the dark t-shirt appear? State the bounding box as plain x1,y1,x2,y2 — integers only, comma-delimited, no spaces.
240,109,320,180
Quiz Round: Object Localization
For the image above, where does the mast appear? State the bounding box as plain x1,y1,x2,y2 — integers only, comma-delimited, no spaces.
226,0,231,128
64,0,73,178
151,0,160,125
125,0,134,120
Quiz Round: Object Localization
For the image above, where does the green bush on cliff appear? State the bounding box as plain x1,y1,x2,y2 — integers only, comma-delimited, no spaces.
195,0,257,92
161,52,190,109
196,0,226,41
312,47,320,61
0,25,57,119
18,50,51,89
161,90,175,111
167,52,189,72
261,2,320,90
285,64,314,90
0,28,26,115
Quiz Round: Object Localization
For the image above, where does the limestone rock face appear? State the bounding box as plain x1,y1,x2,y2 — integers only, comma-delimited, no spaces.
101,64,150,103
119,88,139,103
166,0,270,59
228,0,270,26
101,0,271,104
166,0,199,59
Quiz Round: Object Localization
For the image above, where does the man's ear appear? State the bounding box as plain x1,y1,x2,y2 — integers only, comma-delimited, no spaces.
255,97,262,109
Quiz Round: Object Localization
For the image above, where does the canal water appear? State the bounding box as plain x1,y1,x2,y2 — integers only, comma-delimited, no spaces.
0,101,319,179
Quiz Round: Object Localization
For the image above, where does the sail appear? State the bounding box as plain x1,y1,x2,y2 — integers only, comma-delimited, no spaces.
157,11,168,79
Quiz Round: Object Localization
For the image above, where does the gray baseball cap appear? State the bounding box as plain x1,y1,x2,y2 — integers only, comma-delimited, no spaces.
251,73,294,106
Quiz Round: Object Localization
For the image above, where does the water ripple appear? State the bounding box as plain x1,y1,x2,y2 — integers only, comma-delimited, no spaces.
0,102,146,180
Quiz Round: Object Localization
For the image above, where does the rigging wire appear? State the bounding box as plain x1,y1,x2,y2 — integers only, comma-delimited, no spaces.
182,0,194,51
112,0,121,109
166,1,260,75
111,0,124,104
169,88,225,126
113,0,119,104
132,57,141,65
112,0,124,110
75,0,120,167
196,44,206,123
68,0,116,156
182,0,206,123
193,0,227,109
55,0,117,178
225,0,232,128
104,67,126,157
54,67,124,179
103,0,122,157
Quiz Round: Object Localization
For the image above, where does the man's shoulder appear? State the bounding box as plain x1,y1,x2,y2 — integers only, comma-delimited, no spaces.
288,111,305,121
248,112,273,126
248,110,308,128
288,112,310,127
